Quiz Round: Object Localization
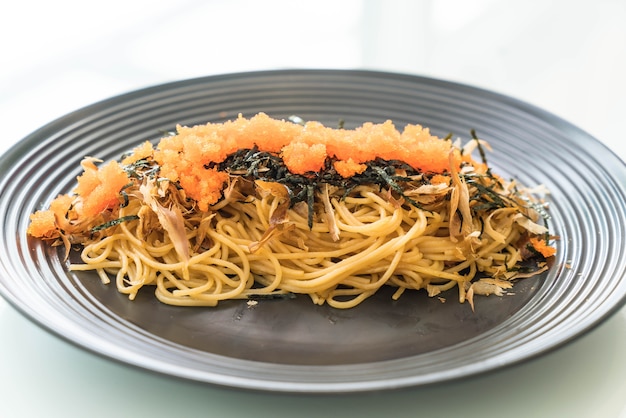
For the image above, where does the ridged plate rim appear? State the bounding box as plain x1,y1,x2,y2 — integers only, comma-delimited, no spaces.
0,69,625,393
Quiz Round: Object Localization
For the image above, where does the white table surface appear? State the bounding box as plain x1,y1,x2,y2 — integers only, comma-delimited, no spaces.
1,1,625,417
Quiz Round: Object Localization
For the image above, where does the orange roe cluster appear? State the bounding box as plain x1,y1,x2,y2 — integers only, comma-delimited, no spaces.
162,113,457,174
529,237,557,258
333,158,367,177
153,135,230,212
74,159,130,218
27,159,130,238
27,209,58,239
28,193,75,238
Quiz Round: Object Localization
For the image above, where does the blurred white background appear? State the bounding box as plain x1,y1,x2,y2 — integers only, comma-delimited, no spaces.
2,0,625,155
1,1,626,417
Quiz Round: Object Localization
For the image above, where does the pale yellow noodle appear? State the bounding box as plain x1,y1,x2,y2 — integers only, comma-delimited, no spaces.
69,181,535,308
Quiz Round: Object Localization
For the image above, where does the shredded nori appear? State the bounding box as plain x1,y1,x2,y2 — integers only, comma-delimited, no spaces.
124,158,160,180
465,175,511,211
91,215,140,233
212,148,430,216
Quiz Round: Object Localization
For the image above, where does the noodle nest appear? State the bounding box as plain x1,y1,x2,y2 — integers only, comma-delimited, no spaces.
28,114,555,309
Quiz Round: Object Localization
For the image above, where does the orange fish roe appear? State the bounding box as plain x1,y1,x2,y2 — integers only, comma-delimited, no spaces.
154,140,229,212
151,113,458,208
27,210,57,238
122,141,154,165
430,174,452,186
529,237,556,258
48,194,74,222
181,168,229,212
221,112,303,154
332,120,402,163
160,113,457,176
333,158,367,178
27,194,74,238
400,124,457,173
27,161,129,238
74,160,130,218
281,141,328,175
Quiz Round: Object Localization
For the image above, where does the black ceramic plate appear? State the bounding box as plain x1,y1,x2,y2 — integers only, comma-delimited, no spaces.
1,70,625,393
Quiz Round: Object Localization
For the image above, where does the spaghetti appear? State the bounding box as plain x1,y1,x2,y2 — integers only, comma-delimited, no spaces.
27,113,556,309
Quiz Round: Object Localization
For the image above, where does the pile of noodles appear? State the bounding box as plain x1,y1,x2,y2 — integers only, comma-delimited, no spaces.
28,113,555,309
